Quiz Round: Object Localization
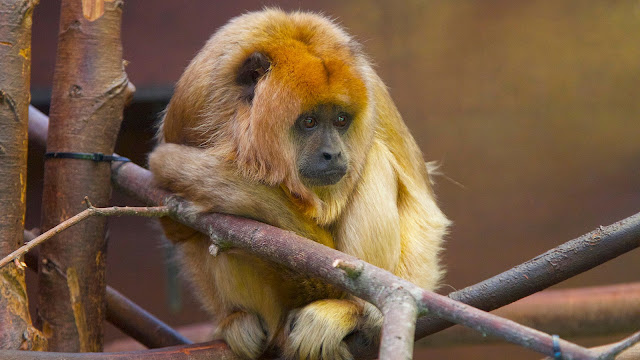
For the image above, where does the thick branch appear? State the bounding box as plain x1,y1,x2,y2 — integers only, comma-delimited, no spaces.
38,0,129,352
378,291,418,360
0,0,44,351
105,286,192,349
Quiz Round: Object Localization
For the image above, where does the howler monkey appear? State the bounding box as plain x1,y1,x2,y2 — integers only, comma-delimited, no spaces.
149,8,449,360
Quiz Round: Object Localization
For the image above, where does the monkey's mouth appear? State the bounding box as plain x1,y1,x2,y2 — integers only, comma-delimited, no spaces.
302,169,347,187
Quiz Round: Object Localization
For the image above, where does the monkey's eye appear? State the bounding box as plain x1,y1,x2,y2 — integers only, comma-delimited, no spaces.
334,114,349,128
302,116,317,129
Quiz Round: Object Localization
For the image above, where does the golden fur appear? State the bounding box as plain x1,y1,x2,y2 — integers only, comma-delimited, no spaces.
149,8,449,360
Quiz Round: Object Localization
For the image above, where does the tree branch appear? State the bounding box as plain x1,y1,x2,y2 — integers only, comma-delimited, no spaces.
0,341,234,360
404,213,640,358
378,291,418,360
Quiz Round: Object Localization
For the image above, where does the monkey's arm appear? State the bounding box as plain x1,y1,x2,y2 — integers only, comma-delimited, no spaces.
148,143,333,247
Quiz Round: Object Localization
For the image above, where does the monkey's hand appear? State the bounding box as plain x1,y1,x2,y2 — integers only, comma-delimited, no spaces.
284,299,382,360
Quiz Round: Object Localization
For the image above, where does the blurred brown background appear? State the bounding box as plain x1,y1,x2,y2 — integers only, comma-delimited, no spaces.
27,1,639,359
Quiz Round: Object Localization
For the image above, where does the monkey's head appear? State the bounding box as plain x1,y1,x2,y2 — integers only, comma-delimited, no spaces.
159,9,378,222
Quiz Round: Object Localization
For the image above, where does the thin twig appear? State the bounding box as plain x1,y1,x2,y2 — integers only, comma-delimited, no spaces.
0,204,169,268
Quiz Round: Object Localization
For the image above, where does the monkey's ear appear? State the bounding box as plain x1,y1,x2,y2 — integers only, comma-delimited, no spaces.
236,52,271,102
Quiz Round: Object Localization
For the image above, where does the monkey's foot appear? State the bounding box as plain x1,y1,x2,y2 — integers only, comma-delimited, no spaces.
284,299,364,360
218,311,268,359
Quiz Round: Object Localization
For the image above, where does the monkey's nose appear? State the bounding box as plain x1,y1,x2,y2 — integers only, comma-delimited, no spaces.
322,151,341,161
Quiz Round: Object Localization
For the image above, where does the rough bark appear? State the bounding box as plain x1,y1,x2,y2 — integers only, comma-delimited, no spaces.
37,0,129,352
0,0,45,351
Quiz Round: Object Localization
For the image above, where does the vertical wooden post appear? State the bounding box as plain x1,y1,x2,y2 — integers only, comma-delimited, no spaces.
0,0,46,351
37,0,129,352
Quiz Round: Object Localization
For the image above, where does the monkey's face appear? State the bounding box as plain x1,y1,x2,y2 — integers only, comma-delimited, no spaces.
292,104,352,187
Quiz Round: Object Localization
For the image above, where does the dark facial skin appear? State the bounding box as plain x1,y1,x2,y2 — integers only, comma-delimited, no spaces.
293,104,353,187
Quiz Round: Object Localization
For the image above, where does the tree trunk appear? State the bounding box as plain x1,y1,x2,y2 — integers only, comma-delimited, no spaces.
37,0,129,352
0,0,46,351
